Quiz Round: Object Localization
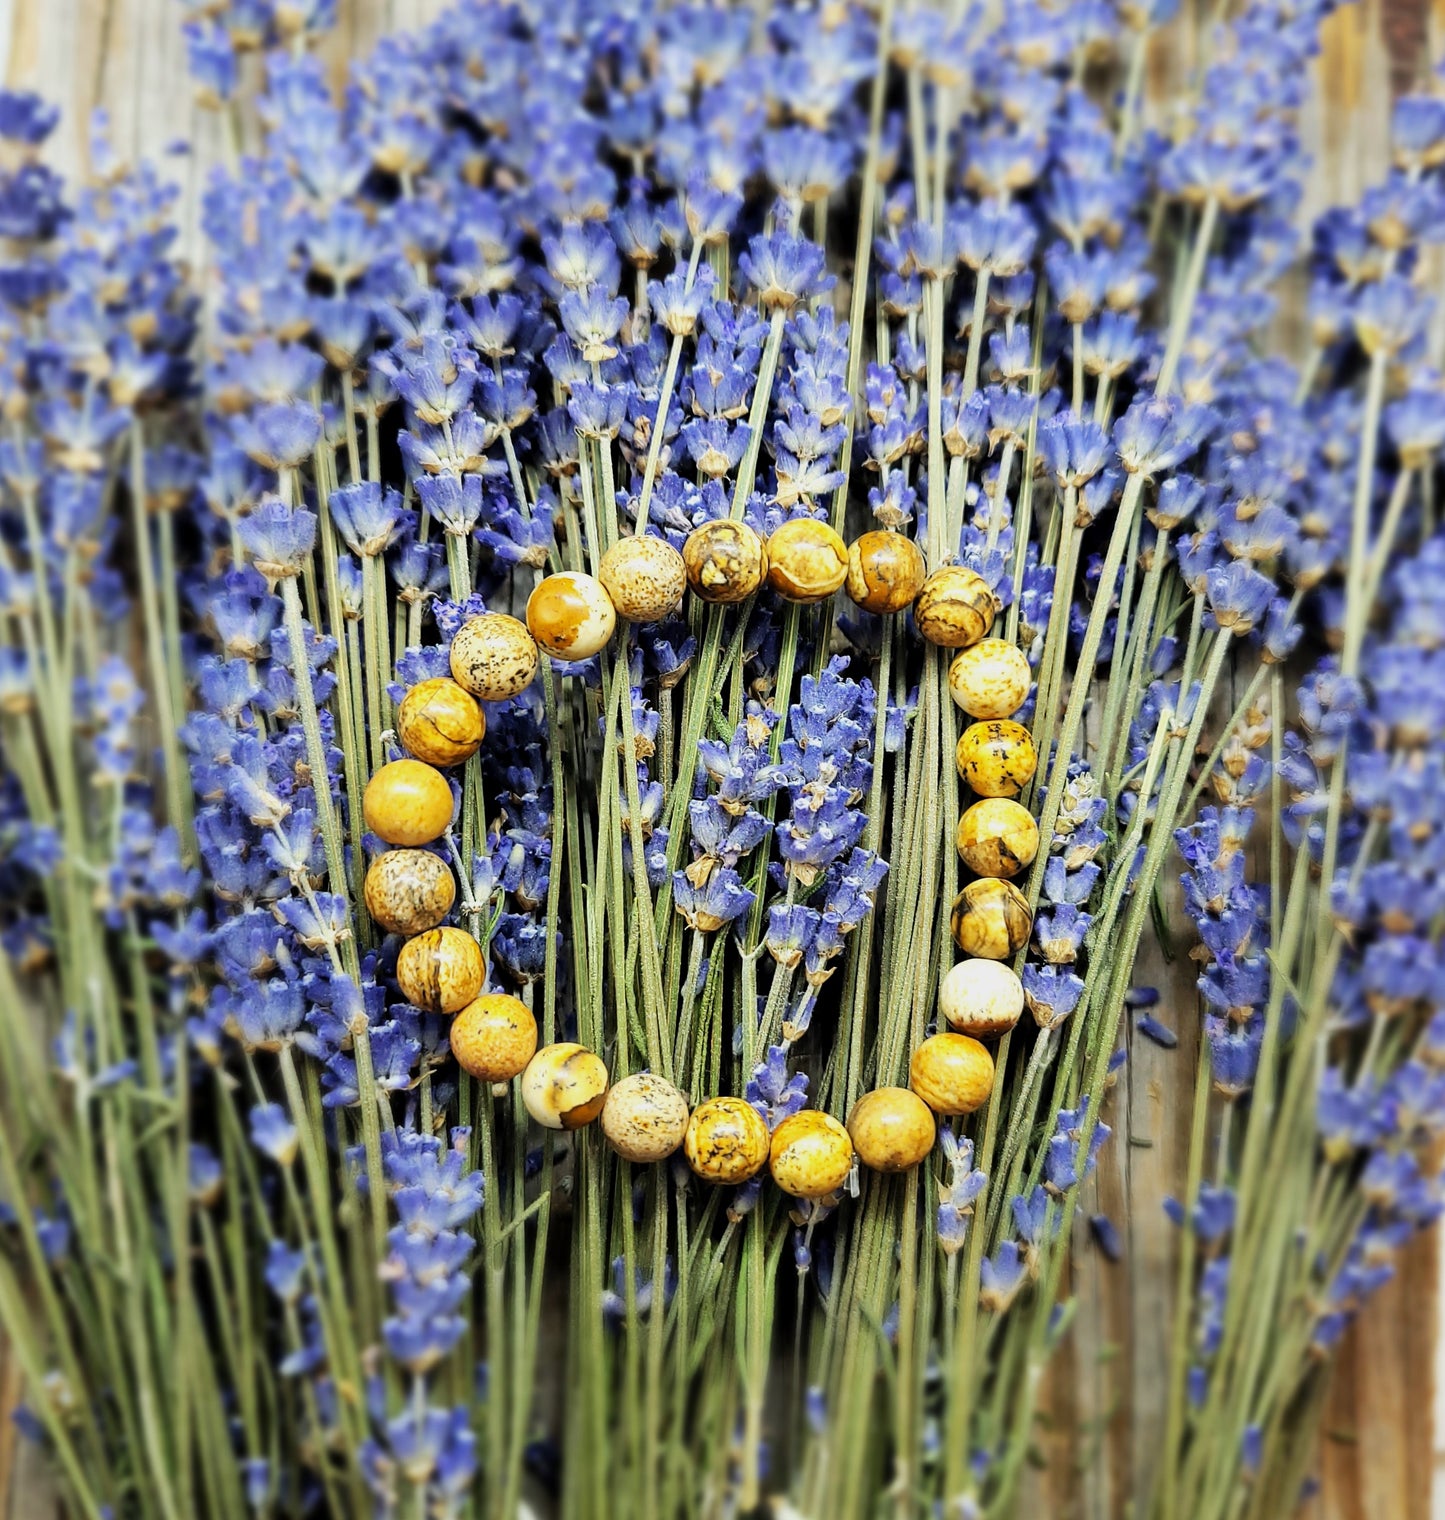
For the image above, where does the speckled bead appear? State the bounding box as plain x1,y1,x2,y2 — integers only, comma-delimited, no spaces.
950,878,1033,960
913,566,999,648
948,638,1032,720
683,519,769,604
846,1087,937,1173
521,1043,609,1130
397,677,485,768
526,572,617,660
396,927,484,1016
939,958,1026,1038
363,849,456,936
909,1032,996,1116
845,531,927,615
599,535,687,623
770,1111,854,1199
449,613,539,701
683,1096,770,1185
955,720,1038,798
955,797,1039,879
765,518,849,603
600,1073,691,1163
363,759,455,846
450,993,537,1083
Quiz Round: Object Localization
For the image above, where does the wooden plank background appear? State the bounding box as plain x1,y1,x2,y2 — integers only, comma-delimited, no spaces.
0,0,1439,1515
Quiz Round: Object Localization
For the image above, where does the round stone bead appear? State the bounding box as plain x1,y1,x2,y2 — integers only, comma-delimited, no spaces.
682,519,769,604
765,518,849,603
363,759,455,846
845,531,927,615
521,1043,609,1130
600,1073,691,1163
909,1033,996,1116
846,1087,936,1173
955,720,1038,798
770,1111,854,1199
939,958,1026,1038
599,535,687,623
683,1096,770,1185
950,878,1033,960
913,566,999,648
397,677,485,768
948,638,1032,720
363,849,456,936
955,797,1039,879
526,572,617,660
396,926,484,1016
450,993,537,1083
449,613,539,701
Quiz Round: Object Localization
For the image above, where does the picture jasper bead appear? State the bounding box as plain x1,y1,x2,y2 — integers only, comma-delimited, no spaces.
599,535,687,623
683,1096,770,1185
950,878,1033,960
770,1111,854,1199
955,797,1039,879
939,958,1026,1038
397,677,485,768
449,613,538,701
600,1073,691,1163
450,993,537,1083
948,638,1032,720
521,1043,609,1130
363,849,456,936
765,518,849,603
526,572,617,660
913,565,999,648
845,530,927,615
846,1086,937,1173
396,926,484,1016
363,759,455,846
682,519,769,604
955,720,1038,798
909,1032,996,1116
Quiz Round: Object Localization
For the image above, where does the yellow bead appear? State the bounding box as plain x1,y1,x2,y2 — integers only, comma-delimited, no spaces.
913,566,999,648
845,531,927,615
363,759,455,846
909,1033,995,1116
521,1043,609,1130
683,1096,770,1185
955,720,1037,798
948,638,1032,720
955,797,1039,879
449,613,539,701
769,1110,854,1199
939,958,1025,1038
599,535,687,623
600,1073,691,1163
526,572,617,660
950,878,1033,960
397,677,485,768
363,849,456,936
450,993,537,1082
765,518,848,603
396,927,484,1015
846,1087,937,1173
683,519,769,604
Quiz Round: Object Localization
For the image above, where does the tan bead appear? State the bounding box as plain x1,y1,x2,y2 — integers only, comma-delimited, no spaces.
955,720,1038,798
914,566,999,648
955,797,1039,879
948,638,1032,720
939,958,1025,1037
683,1096,770,1185
363,759,455,846
521,1043,609,1130
449,613,539,701
765,518,848,603
396,926,484,1015
683,519,769,604
846,1087,937,1173
599,535,687,623
397,677,485,768
909,1033,995,1116
769,1110,854,1199
450,993,537,1082
950,878,1033,960
526,572,617,660
363,849,456,936
600,1073,691,1163
845,531,927,615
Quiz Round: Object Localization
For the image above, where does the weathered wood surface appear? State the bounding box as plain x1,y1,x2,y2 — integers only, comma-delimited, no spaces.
0,0,1439,1517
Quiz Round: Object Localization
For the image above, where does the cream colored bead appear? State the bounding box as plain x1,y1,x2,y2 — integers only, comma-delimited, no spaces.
939,959,1025,1038
600,1073,691,1163
521,1043,609,1130
449,613,539,701
599,535,687,623
948,638,1032,720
